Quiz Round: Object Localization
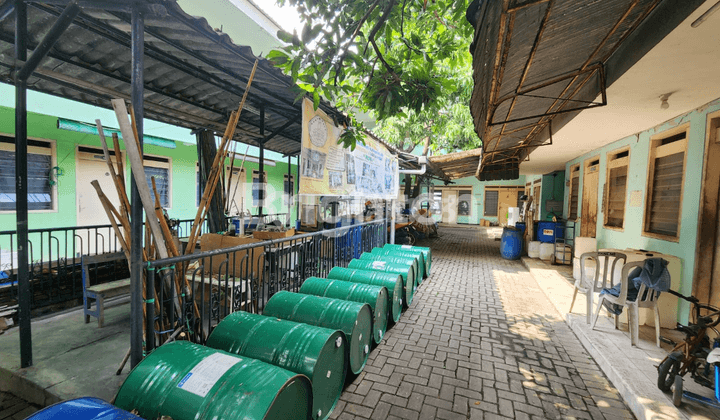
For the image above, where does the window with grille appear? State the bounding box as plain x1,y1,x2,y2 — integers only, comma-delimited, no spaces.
605,149,629,229
145,166,170,208
568,165,580,220
484,189,498,216
284,174,294,206
458,189,472,216
431,190,442,213
0,136,54,211
252,170,267,207
643,126,688,240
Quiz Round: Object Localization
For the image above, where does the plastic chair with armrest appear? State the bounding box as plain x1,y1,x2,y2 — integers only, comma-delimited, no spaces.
591,259,661,347
569,251,627,324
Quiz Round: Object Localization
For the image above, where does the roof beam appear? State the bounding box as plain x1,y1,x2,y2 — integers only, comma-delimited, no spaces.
16,0,80,81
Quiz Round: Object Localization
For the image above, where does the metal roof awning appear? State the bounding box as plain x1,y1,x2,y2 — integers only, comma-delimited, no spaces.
465,0,694,180
0,0,349,156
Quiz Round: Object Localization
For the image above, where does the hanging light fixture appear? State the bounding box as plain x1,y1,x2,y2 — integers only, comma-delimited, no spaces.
660,93,671,110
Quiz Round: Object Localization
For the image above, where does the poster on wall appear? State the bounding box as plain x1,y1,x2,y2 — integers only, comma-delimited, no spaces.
299,98,399,199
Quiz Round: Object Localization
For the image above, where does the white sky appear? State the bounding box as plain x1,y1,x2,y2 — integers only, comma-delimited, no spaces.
253,0,304,34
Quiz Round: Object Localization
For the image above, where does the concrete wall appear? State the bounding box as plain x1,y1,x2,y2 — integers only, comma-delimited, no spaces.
563,97,720,323
0,106,298,250
429,176,526,224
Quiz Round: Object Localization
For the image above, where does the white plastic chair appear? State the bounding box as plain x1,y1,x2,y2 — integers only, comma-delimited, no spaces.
569,251,627,324
592,259,661,347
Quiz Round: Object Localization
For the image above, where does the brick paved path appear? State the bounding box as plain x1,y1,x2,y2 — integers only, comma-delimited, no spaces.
333,226,635,420
0,392,40,420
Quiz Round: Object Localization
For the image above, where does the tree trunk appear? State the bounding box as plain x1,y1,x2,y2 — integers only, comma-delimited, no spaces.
196,129,227,233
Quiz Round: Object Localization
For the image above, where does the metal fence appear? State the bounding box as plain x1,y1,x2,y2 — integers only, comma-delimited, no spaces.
144,219,387,351
0,218,221,311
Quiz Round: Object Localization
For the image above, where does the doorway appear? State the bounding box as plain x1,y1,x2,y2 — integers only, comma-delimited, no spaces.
76,147,125,255
441,190,458,224
581,157,600,237
693,112,720,307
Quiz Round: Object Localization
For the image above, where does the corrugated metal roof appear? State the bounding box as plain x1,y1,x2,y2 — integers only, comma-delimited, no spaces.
0,0,348,156
466,0,665,179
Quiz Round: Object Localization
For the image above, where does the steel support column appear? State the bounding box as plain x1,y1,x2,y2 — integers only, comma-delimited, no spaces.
258,107,265,217
14,0,31,369
287,155,291,227
130,6,146,367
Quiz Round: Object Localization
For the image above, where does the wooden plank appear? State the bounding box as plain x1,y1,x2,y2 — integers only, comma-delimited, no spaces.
111,99,169,260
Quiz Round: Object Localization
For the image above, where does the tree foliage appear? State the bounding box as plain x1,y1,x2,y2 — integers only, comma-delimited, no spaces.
268,0,478,151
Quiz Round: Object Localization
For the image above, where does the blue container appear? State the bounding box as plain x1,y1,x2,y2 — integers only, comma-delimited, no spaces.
231,217,241,234
536,221,557,243
26,397,142,420
515,222,526,235
500,227,523,260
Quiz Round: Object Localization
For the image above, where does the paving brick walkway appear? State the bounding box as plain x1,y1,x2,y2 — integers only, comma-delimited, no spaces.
0,392,40,420
333,226,635,420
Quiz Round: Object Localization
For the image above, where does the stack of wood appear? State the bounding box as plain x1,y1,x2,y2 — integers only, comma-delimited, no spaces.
90,60,258,349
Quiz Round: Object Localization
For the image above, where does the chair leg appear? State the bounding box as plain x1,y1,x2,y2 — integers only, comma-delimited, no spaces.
586,291,592,325
97,296,105,328
591,296,604,330
629,304,639,347
569,288,579,313
653,304,661,348
614,313,619,330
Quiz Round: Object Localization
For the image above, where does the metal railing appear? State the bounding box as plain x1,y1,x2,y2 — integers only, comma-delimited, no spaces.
0,218,224,311
144,218,387,350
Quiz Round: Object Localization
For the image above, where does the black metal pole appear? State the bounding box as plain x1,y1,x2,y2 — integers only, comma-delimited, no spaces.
296,154,300,225
258,106,265,217
16,0,80,81
0,1,15,21
287,155,291,227
130,5,146,366
14,0,31,369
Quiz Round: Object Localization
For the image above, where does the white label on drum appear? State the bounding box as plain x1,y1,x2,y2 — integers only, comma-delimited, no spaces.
401,245,412,249
543,229,554,236
177,353,240,397
372,261,386,269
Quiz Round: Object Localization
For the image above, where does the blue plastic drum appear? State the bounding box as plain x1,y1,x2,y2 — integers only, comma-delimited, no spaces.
500,227,523,260
25,397,142,420
536,221,557,243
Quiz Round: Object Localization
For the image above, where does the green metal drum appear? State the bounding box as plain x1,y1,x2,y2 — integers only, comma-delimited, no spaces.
362,251,420,286
384,244,432,276
300,277,388,344
264,291,373,375
115,341,312,420
348,259,415,308
327,267,403,322
206,312,346,420
371,248,425,281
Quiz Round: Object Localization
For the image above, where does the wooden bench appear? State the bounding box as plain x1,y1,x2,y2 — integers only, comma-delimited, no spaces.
82,252,131,327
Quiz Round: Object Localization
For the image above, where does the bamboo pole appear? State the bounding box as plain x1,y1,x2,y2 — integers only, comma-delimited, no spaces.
185,59,259,256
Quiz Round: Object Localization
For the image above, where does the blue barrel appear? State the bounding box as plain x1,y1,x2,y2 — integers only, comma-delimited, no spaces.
500,227,522,260
26,397,142,420
515,222,526,235
536,221,557,243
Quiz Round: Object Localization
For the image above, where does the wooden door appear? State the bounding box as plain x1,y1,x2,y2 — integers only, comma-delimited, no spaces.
441,190,458,223
581,157,600,237
76,149,124,255
695,113,720,307
225,168,246,215
497,189,516,226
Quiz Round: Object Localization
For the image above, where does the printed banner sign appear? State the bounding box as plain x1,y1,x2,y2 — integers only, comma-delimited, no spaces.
299,98,399,199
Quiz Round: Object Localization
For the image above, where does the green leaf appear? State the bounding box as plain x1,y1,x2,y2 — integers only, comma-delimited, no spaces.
313,90,320,110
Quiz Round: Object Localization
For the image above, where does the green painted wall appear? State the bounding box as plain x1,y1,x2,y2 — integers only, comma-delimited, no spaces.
563,97,720,324
541,171,565,221
429,176,526,224
0,106,298,260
